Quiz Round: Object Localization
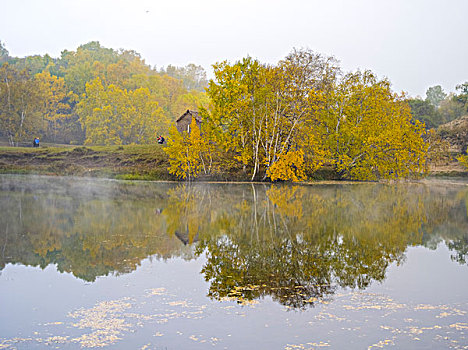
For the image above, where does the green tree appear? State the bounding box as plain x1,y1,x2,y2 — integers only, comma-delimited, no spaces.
58,41,120,95
161,63,208,92
438,93,465,124
0,41,211,146
127,87,168,143
425,85,447,108
128,73,207,122
10,54,55,75
0,40,9,64
454,82,468,113
407,97,440,128
458,153,468,170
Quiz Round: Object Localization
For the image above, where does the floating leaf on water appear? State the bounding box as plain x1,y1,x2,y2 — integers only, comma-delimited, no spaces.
449,323,468,331
168,300,189,307
146,288,167,297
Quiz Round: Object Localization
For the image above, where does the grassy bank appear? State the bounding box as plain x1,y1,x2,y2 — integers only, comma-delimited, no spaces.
0,144,175,181
0,144,258,181
0,144,344,181
0,144,466,181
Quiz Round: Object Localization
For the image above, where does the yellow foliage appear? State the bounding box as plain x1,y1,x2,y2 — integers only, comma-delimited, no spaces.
77,78,168,145
171,52,430,181
267,150,306,182
266,186,304,218
35,71,70,140
458,153,468,170
319,71,428,180
165,118,212,180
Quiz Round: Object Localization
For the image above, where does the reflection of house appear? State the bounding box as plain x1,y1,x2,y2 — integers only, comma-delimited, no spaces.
175,230,199,245
176,110,201,133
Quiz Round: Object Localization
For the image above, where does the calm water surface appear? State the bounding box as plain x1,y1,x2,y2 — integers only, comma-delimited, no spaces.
1,175,468,349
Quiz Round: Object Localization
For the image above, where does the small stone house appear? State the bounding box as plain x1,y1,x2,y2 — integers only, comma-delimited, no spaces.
176,110,202,133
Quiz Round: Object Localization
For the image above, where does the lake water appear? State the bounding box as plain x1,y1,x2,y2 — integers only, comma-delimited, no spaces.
1,175,468,349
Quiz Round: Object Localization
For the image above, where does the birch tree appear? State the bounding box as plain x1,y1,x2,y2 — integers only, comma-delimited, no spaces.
320,70,427,180
0,64,42,145
204,50,339,180
166,49,429,181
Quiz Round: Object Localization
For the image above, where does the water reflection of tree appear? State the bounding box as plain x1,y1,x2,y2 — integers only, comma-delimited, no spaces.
446,188,468,264
164,183,468,309
0,177,187,281
1,177,467,305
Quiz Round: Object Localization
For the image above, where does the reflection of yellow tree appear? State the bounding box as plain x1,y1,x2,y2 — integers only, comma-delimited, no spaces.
266,185,303,219
2,177,468,300
164,185,216,244
160,183,468,308
0,179,185,281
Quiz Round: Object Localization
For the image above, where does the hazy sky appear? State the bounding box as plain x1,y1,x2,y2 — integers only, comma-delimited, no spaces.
2,0,467,97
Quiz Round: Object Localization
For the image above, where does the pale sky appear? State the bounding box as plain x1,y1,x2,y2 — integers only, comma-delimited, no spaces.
2,0,467,97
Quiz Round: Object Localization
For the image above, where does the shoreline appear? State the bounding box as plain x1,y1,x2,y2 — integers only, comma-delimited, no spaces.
0,145,467,183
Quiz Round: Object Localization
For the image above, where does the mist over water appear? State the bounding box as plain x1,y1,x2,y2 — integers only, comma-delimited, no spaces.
1,175,468,349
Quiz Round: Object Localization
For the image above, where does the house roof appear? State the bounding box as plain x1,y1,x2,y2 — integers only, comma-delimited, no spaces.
176,109,202,123
175,230,199,245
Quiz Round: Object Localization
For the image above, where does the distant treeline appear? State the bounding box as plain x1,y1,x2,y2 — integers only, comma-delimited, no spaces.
0,41,208,146
407,84,468,129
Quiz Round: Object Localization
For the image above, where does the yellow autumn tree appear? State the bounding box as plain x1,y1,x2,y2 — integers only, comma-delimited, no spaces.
166,50,430,181
458,153,468,170
77,78,167,145
165,118,213,180
319,70,428,180
35,70,72,142
266,150,306,182
204,51,339,181
0,63,42,145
